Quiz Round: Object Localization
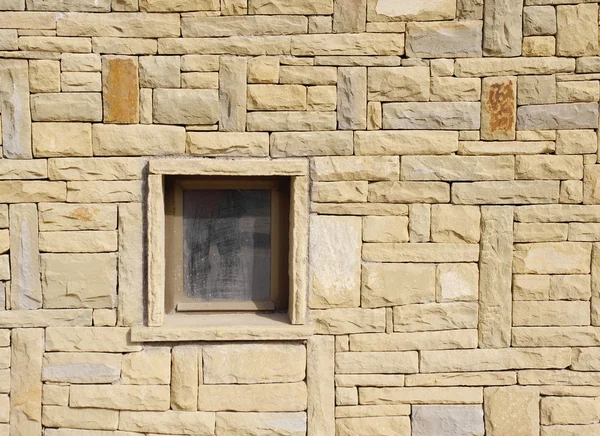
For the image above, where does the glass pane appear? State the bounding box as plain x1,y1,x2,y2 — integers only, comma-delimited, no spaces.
183,189,271,302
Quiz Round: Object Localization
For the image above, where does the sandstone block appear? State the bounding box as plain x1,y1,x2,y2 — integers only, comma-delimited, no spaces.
430,77,481,102
481,76,517,140
102,57,138,124
514,223,568,243
31,93,102,122
93,37,157,55
154,89,219,125
10,204,41,310
455,57,574,77
363,243,479,263
39,231,117,253
459,140,555,155
57,13,180,38
41,385,68,407
523,6,556,36
362,216,408,242
0,60,31,158
291,34,404,56
309,215,361,308
42,406,118,431
159,36,290,56
313,181,368,203
29,60,60,94
0,181,65,203
118,411,215,434
333,0,365,32
41,253,117,308
437,263,479,302
216,413,307,436
247,84,306,111
70,385,170,411
0,309,91,328
406,372,516,387
122,347,171,385
311,156,398,181
413,405,484,436
310,308,385,334
512,326,600,347
93,124,184,156
171,346,198,411
383,102,481,130
307,336,334,435
187,132,268,157
183,15,307,37
39,203,117,231
368,67,429,102
338,67,367,130
219,56,247,132
355,131,458,156
513,242,592,274
0,12,58,29
198,383,307,412
32,123,92,157
557,130,597,155
584,165,600,204
452,181,559,204
336,351,418,374
203,343,305,384
516,155,583,180
46,327,142,352
61,53,101,72
393,302,478,333
0,30,16,51
280,66,337,86
26,0,110,10
407,21,482,58
249,0,332,14
550,274,591,300
312,203,409,216
518,75,556,106
247,111,337,131
42,352,121,384
368,181,450,203
514,301,591,327
48,157,143,181
570,223,600,242
139,56,180,88
484,386,539,436
404,156,513,182
248,56,279,84
518,103,599,130
337,416,410,436
307,86,336,111
349,330,478,352
483,0,524,57
430,205,481,244
368,0,455,21
515,205,600,223
541,397,600,425
181,72,219,89
557,4,599,57
61,72,101,92
360,386,483,405
361,263,434,308
557,81,600,103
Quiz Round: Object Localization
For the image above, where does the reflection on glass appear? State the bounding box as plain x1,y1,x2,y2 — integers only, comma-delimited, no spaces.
183,189,271,302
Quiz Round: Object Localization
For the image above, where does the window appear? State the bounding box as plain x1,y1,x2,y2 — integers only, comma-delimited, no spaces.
146,158,308,329
164,176,290,314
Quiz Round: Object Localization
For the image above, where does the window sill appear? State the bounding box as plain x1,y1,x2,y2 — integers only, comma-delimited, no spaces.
130,313,313,343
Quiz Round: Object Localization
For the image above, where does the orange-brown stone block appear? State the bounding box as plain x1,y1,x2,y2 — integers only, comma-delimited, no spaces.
481,76,516,141
102,56,139,124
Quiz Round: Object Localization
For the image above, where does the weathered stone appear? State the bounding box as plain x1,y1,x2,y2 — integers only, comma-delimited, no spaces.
337,416,410,436
393,302,478,333
557,130,597,155
368,0,455,21
219,56,247,132
119,411,215,434
452,181,559,204
430,77,481,102
198,383,307,412
551,275,591,300
249,0,332,14
39,231,117,253
42,406,118,431
408,204,430,243
186,132,268,157
584,165,600,204
312,203,408,216
516,155,583,180
429,205,481,244
383,102,480,130
514,301,591,326
31,93,102,122
455,57,574,77
368,67,429,102
481,77,517,140
404,156,513,182
523,6,556,36
122,347,171,385
313,182,367,203
93,37,157,55
0,309,91,328
10,204,41,310
514,223,568,243
412,405,484,436
102,57,138,124
41,253,117,308
57,13,179,37
518,103,599,130
437,263,479,302
248,56,278,84
247,111,337,131
29,60,60,93
291,34,404,56
359,387,483,405
39,203,117,231
515,205,600,223
541,397,600,425
310,308,385,334
46,327,142,352
0,30,16,51
93,124,185,156
368,182,450,203
159,35,291,56
41,385,69,407
48,157,143,181
184,15,307,37
350,330,478,352
117,203,143,327
171,346,198,411
557,81,599,103
61,72,101,93
216,413,307,435
307,86,336,111
406,21,482,58
483,0,524,57
361,263,434,308
406,372,516,387
364,243,479,263
0,60,32,158
139,56,180,88
556,4,599,57
42,352,121,384
421,348,570,373
26,0,109,10
182,72,219,89
336,351,417,374
32,123,92,157
333,0,366,32
485,387,539,436
61,53,101,72
513,242,592,274
306,336,334,435
70,384,170,411
518,75,556,106
309,215,361,308
363,216,408,242
11,328,43,436
154,89,218,125
355,131,458,156
311,156,398,181
337,67,367,130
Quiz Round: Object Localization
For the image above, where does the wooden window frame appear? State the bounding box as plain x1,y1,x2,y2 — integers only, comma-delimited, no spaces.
164,176,290,314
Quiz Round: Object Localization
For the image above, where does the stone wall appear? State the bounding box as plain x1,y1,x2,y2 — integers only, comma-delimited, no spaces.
0,0,599,435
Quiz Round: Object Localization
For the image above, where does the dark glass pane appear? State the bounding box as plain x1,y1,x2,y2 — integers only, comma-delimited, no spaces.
183,189,271,302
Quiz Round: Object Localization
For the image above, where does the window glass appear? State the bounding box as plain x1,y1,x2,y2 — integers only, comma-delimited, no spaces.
182,189,271,302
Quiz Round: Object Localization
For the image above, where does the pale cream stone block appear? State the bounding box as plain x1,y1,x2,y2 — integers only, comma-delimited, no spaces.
46,327,142,352
362,216,408,243
161,35,290,56
585,165,600,204
541,397,600,425
0,309,91,328
336,374,405,387
516,155,584,180
557,4,599,57
336,335,349,352
360,387,482,405
309,215,361,308
368,67,429,102
515,205,600,223
358,131,458,156
452,181,560,204
455,57,574,77
70,384,170,411
383,102,481,130
0,12,57,29
413,405,484,436
139,88,152,124
181,72,218,89
154,88,218,125
512,326,600,347
337,416,410,436
0,160,45,180
338,67,366,130
459,140,555,155
523,5,556,36
366,101,382,130
181,55,220,72
557,81,600,103
430,59,454,77
310,15,332,33
61,72,101,92
405,371,516,387
198,383,307,412
41,253,117,308
247,111,337,131
39,231,117,253
183,15,307,37
26,0,109,10
311,156,399,181
0,349,8,369
336,387,358,406
31,92,102,122
313,182,367,203
93,124,184,156
61,53,101,72
280,66,337,86
42,385,69,406
271,131,352,157
93,309,116,326
187,132,268,157
0,30,17,50
0,182,64,203
39,203,117,231
349,330,478,352
517,75,556,105
336,351,418,374
570,223,600,241
122,347,171,385
393,302,478,333
361,263,434,307
10,204,41,310
119,411,215,434
307,336,334,435
513,242,592,274
557,130,597,155
0,60,32,159
222,0,248,14
485,386,540,436
571,347,600,371
32,122,92,157
368,0,455,21
11,328,43,436
436,263,479,302
57,12,179,37
409,204,430,243
514,223,568,242
249,0,332,14
219,56,247,132
363,243,479,263
522,36,555,57
430,77,481,101
430,204,481,244
66,180,141,203
403,156,514,182
117,203,143,326
550,275,591,300
0,330,8,346
49,157,143,181
247,56,279,85
368,181,450,203
519,369,600,387
29,59,60,93
316,56,401,67
292,34,403,56
139,56,180,88
93,37,157,55
514,301,591,326
20,36,91,53
216,412,305,435
560,179,583,203
407,21,482,58
42,352,121,384
310,308,385,334
171,346,198,411
312,203,408,216
42,406,119,431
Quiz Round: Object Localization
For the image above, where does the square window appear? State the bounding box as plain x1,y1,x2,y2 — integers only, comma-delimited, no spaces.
164,176,290,313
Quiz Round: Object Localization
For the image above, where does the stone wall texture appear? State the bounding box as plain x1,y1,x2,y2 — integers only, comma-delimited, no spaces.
0,0,598,435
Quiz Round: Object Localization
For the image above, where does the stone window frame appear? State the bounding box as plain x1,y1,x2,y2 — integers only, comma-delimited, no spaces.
140,158,310,340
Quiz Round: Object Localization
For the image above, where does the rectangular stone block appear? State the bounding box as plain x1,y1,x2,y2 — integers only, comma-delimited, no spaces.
119,411,215,434
516,155,584,180
311,156,398,181
93,37,157,54
249,0,332,14
481,76,517,140
66,181,142,203
187,132,268,157
413,405,484,436
0,60,32,158
338,67,367,130
39,203,117,231
216,412,306,436
48,157,143,181
57,13,180,37
363,243,479,263
393,302,478,333
483,0,524,56
336,352,418,374
198,383,307,412
0,310,91,328
61,72,101,92
31,93,102,122
354,131,458,156
102,56,139,124
26,0,110,10
183,15,307,37
383,102,481,130
368,67,429,102
368,0,455,21
32,123,92,158
485,387,539,436
203,343,305,384
42,352,121,384
514,301,591,326
349,330,478,352
10,204,41,310
368,181,450,203
154,88,218,125
247,111,337,131
337,416,410,436
310,308,385,334
557,4,599,57
92,124,185,156
406,21,482,58
219,56,247,132
171,346,198,411
406,372,516,387
402,156,513,181
42,406,118,431
359,387,483,405
45,327,142,352
452,181,559,204
307,336,334,435
430,77,482,102
518,103,599,130
70,385,170,411
455,57,575,77
117,203,143,327
291,34,404,56
247,84,306,111
513,242,592,274
272,132,352,157
39,231,117,253
541,397,599,425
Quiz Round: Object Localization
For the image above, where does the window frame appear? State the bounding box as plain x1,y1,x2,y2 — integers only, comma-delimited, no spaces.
146,158,309,328
163,175,290,314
